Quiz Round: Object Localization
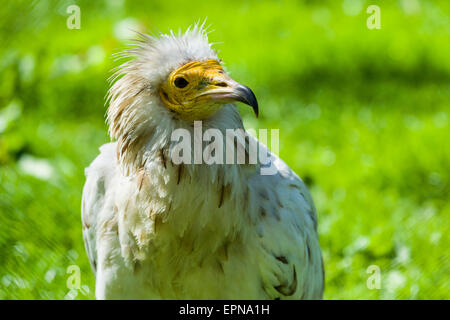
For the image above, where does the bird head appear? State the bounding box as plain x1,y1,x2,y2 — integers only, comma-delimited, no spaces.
108,23,257,126
107,23,257,172
159,59,258,121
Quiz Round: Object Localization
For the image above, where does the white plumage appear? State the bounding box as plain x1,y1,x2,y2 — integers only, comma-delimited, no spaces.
82,24,324,299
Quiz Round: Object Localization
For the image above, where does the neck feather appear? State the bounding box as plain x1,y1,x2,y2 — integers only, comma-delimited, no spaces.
107,87,257,177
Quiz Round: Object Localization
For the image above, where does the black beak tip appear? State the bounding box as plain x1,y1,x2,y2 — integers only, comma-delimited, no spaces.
236,85,259,118
253,103,259,118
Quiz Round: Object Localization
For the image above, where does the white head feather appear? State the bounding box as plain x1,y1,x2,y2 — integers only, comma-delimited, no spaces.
106,23,249,176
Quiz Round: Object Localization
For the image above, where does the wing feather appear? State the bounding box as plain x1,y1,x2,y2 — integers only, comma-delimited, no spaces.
81,143,118,276
249,137,324,299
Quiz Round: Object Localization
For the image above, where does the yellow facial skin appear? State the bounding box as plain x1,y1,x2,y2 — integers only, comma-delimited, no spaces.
159,59,258,121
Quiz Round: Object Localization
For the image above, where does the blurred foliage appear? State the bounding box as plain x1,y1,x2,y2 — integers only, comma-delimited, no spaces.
0,0,449,299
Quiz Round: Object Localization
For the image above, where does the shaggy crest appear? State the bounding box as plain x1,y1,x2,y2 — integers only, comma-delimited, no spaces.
106,23,223,174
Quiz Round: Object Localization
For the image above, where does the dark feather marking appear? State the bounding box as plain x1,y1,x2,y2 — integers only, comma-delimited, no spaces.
217,260,224,274
259,189,269,201
218,242,229,261
276,194,284,208
306,243,311,261
133,260,141,275
275,256,289,264
159,149,167,169
153,215,163,234
260,207,266,217
274,266,297,296
82,220,90,229
243,186,250,212
309,208,318,230
133,84,149,97
244,143,250,164
137,170,146,191
177,165,183,184
82,200,90,229
218,184,225,208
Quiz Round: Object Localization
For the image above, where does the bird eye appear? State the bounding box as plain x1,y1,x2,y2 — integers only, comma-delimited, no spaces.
174,77,189,89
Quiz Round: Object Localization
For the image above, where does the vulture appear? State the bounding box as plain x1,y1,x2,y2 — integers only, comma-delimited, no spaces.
81,24,324,299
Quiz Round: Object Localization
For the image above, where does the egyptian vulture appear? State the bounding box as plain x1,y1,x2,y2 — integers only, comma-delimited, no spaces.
82,24,324,299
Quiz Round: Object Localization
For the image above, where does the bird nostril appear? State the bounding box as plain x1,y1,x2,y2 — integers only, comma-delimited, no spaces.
216,82,228,87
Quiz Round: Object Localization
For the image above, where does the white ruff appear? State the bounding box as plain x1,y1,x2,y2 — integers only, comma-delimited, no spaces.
82,24,324,299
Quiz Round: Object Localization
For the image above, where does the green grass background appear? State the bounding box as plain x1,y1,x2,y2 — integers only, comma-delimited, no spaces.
0,0,449,299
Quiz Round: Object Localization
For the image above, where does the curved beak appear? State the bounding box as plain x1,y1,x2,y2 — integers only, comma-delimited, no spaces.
231,84,259,118
196,74,259,117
